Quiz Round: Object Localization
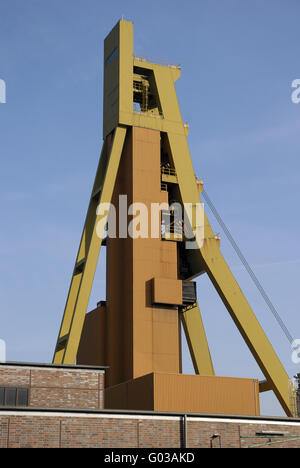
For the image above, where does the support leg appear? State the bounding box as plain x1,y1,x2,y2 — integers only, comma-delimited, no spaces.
181,301,215,376
53,126,127,364
168,131,292,416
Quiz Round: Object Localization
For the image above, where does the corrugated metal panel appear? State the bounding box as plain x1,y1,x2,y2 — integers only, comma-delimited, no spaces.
77,305,106,366
153,373,260,416
128,374,154,411
105,374,154,411
105,383,128,410
105,372,260,416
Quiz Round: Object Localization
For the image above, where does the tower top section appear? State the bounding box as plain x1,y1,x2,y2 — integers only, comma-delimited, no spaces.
103,20,185,139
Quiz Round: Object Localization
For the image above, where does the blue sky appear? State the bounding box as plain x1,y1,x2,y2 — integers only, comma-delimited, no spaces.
0,0,300,416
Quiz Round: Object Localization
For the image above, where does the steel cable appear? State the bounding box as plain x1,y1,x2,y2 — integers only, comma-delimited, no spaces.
202,188,294,345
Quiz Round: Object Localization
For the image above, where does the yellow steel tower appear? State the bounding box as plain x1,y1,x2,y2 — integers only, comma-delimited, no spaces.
53,20,293,417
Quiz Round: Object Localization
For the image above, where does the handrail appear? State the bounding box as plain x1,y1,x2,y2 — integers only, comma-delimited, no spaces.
161,167,177,177
134,55,181,70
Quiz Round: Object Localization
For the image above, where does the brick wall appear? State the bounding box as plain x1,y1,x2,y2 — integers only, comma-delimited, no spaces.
0,411,300,448
0,364,105,410
1,363,300,448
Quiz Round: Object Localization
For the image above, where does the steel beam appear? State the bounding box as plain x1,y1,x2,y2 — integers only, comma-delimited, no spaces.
53,126,126,364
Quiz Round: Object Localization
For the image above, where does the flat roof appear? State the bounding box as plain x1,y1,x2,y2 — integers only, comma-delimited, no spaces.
0,361,108,371
0,405,299,424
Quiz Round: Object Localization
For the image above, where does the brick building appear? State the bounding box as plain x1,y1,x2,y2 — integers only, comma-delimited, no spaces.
1,362,300,448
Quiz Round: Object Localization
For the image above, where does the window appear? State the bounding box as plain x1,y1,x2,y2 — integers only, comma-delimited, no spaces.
6,388,17,406
0,387,4,406
0,387,29,407
17,388,29,407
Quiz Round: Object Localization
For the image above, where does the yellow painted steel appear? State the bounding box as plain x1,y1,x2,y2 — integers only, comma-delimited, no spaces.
103,20,133,138
155,72,291,415
53,19,293,416
131,31,291,415
53,138,109,364
181,302,215,376
259,380,272,393
131,38,292,415
53,126,126,364
199,239,292,416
